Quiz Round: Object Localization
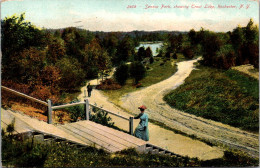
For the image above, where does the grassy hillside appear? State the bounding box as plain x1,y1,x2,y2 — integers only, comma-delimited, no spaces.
164,65,259,132
103,57,178,104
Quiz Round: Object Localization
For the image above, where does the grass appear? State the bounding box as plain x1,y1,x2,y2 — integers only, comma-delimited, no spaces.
164,64,259,132
103,56,181,104
2,133,259,167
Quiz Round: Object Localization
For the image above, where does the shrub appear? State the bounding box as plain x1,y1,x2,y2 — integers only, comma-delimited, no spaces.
96,79,122,90
66,100,85,122
90,106,115,127
149,56,154,64
183,46,194,59
129,62,146,85
114,63,129,85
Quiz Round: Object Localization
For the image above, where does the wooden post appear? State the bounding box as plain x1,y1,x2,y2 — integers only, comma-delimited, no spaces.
47,99,52,124
84,89,86,98
129,117,133,135
84,99,90,120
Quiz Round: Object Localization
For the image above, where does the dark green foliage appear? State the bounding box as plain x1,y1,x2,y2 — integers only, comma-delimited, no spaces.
183,46,194,59
149,56,154,64
114,63,129,85
115,35,135,63
136,46,146,61
129,62,146,84
56,57,85,91
145,47,153,58
201,150,259,167
6,119,15,135
164,65,259,132
90,106,115,127
66,102,85,122
198,19,259,69
3,133,258,167
2,135,48,167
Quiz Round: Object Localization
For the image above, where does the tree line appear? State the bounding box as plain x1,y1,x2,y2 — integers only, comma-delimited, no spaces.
187,19,259,69
2,14,258,103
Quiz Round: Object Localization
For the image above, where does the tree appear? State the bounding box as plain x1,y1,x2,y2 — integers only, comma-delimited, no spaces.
136,47,146,61
129,62,146,85
56,57,85,91
116,35,135,63
10,47,46,83
2,13,45,79
84,38,112,81
183,46,194,59
188,29,197,46
145,47,153,58
47,37,66,64
114,63,129,85
97,51,112,81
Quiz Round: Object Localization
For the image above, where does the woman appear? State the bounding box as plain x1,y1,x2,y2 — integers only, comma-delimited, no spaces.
134,105,149,141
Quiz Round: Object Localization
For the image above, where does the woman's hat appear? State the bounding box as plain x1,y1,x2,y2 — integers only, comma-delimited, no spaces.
138,105,147,110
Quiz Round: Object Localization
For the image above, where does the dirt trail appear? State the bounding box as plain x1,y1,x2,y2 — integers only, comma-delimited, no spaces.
120,58,259,158
78,59,224,160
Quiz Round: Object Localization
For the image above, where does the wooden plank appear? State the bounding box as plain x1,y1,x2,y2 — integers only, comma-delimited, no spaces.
1,86,48,106
90,104,129,120
68,123,128,150
7,110,87,145
58,124,120,152
64,123,126,151
85,121,146,146
75,121,136,148
52,102,85,110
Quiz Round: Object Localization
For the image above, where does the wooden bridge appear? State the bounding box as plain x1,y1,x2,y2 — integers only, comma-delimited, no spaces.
1,86,182,157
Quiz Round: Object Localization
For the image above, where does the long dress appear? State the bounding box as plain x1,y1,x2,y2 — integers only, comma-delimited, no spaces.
134,113,149,141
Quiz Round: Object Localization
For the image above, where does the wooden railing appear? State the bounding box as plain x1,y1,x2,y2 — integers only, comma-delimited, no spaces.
1,86,134,135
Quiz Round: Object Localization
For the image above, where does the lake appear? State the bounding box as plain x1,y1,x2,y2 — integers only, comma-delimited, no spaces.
136,42,163,56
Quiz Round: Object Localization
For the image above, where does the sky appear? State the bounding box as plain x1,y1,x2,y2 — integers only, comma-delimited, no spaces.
1,0,259,32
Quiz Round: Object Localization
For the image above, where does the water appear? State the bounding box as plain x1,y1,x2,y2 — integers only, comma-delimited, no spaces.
136,42,163,56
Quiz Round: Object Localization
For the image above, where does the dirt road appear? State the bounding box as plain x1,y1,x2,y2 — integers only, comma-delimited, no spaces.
120,58,259,158
77,65,224,160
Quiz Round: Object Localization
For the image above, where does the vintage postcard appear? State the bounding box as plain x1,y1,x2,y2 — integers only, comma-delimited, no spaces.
1,0,259,167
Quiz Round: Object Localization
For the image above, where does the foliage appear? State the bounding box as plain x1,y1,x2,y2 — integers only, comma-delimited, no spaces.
66,102,85,122
6,119,15,135
196,19,259,69
3,134,258,167
129,62,146,85
115,35,135,63
2,132,48,167
164,65,259,132
96,79,122,90
183,46,195,59
114,63,129,85
90,106,115,127
56,57,85,91
136,46,146,61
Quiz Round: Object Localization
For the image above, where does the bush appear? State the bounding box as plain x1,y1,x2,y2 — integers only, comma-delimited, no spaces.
96,79,122,90
90,106,115,128
129,62,146,85
114,63,129,85
183,46,194,59
66,100,85,122
149,56,154,64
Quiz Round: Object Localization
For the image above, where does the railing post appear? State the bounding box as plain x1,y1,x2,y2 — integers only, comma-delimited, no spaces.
84,99,90,120
84,89,87,98
129,117,133,135
47,99,52,124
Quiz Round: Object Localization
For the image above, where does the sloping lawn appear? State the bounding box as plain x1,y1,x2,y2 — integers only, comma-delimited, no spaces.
164,65,259,132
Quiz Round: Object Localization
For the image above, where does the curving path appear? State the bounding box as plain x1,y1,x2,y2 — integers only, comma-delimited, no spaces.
120,58,259,158
77,61,224,160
